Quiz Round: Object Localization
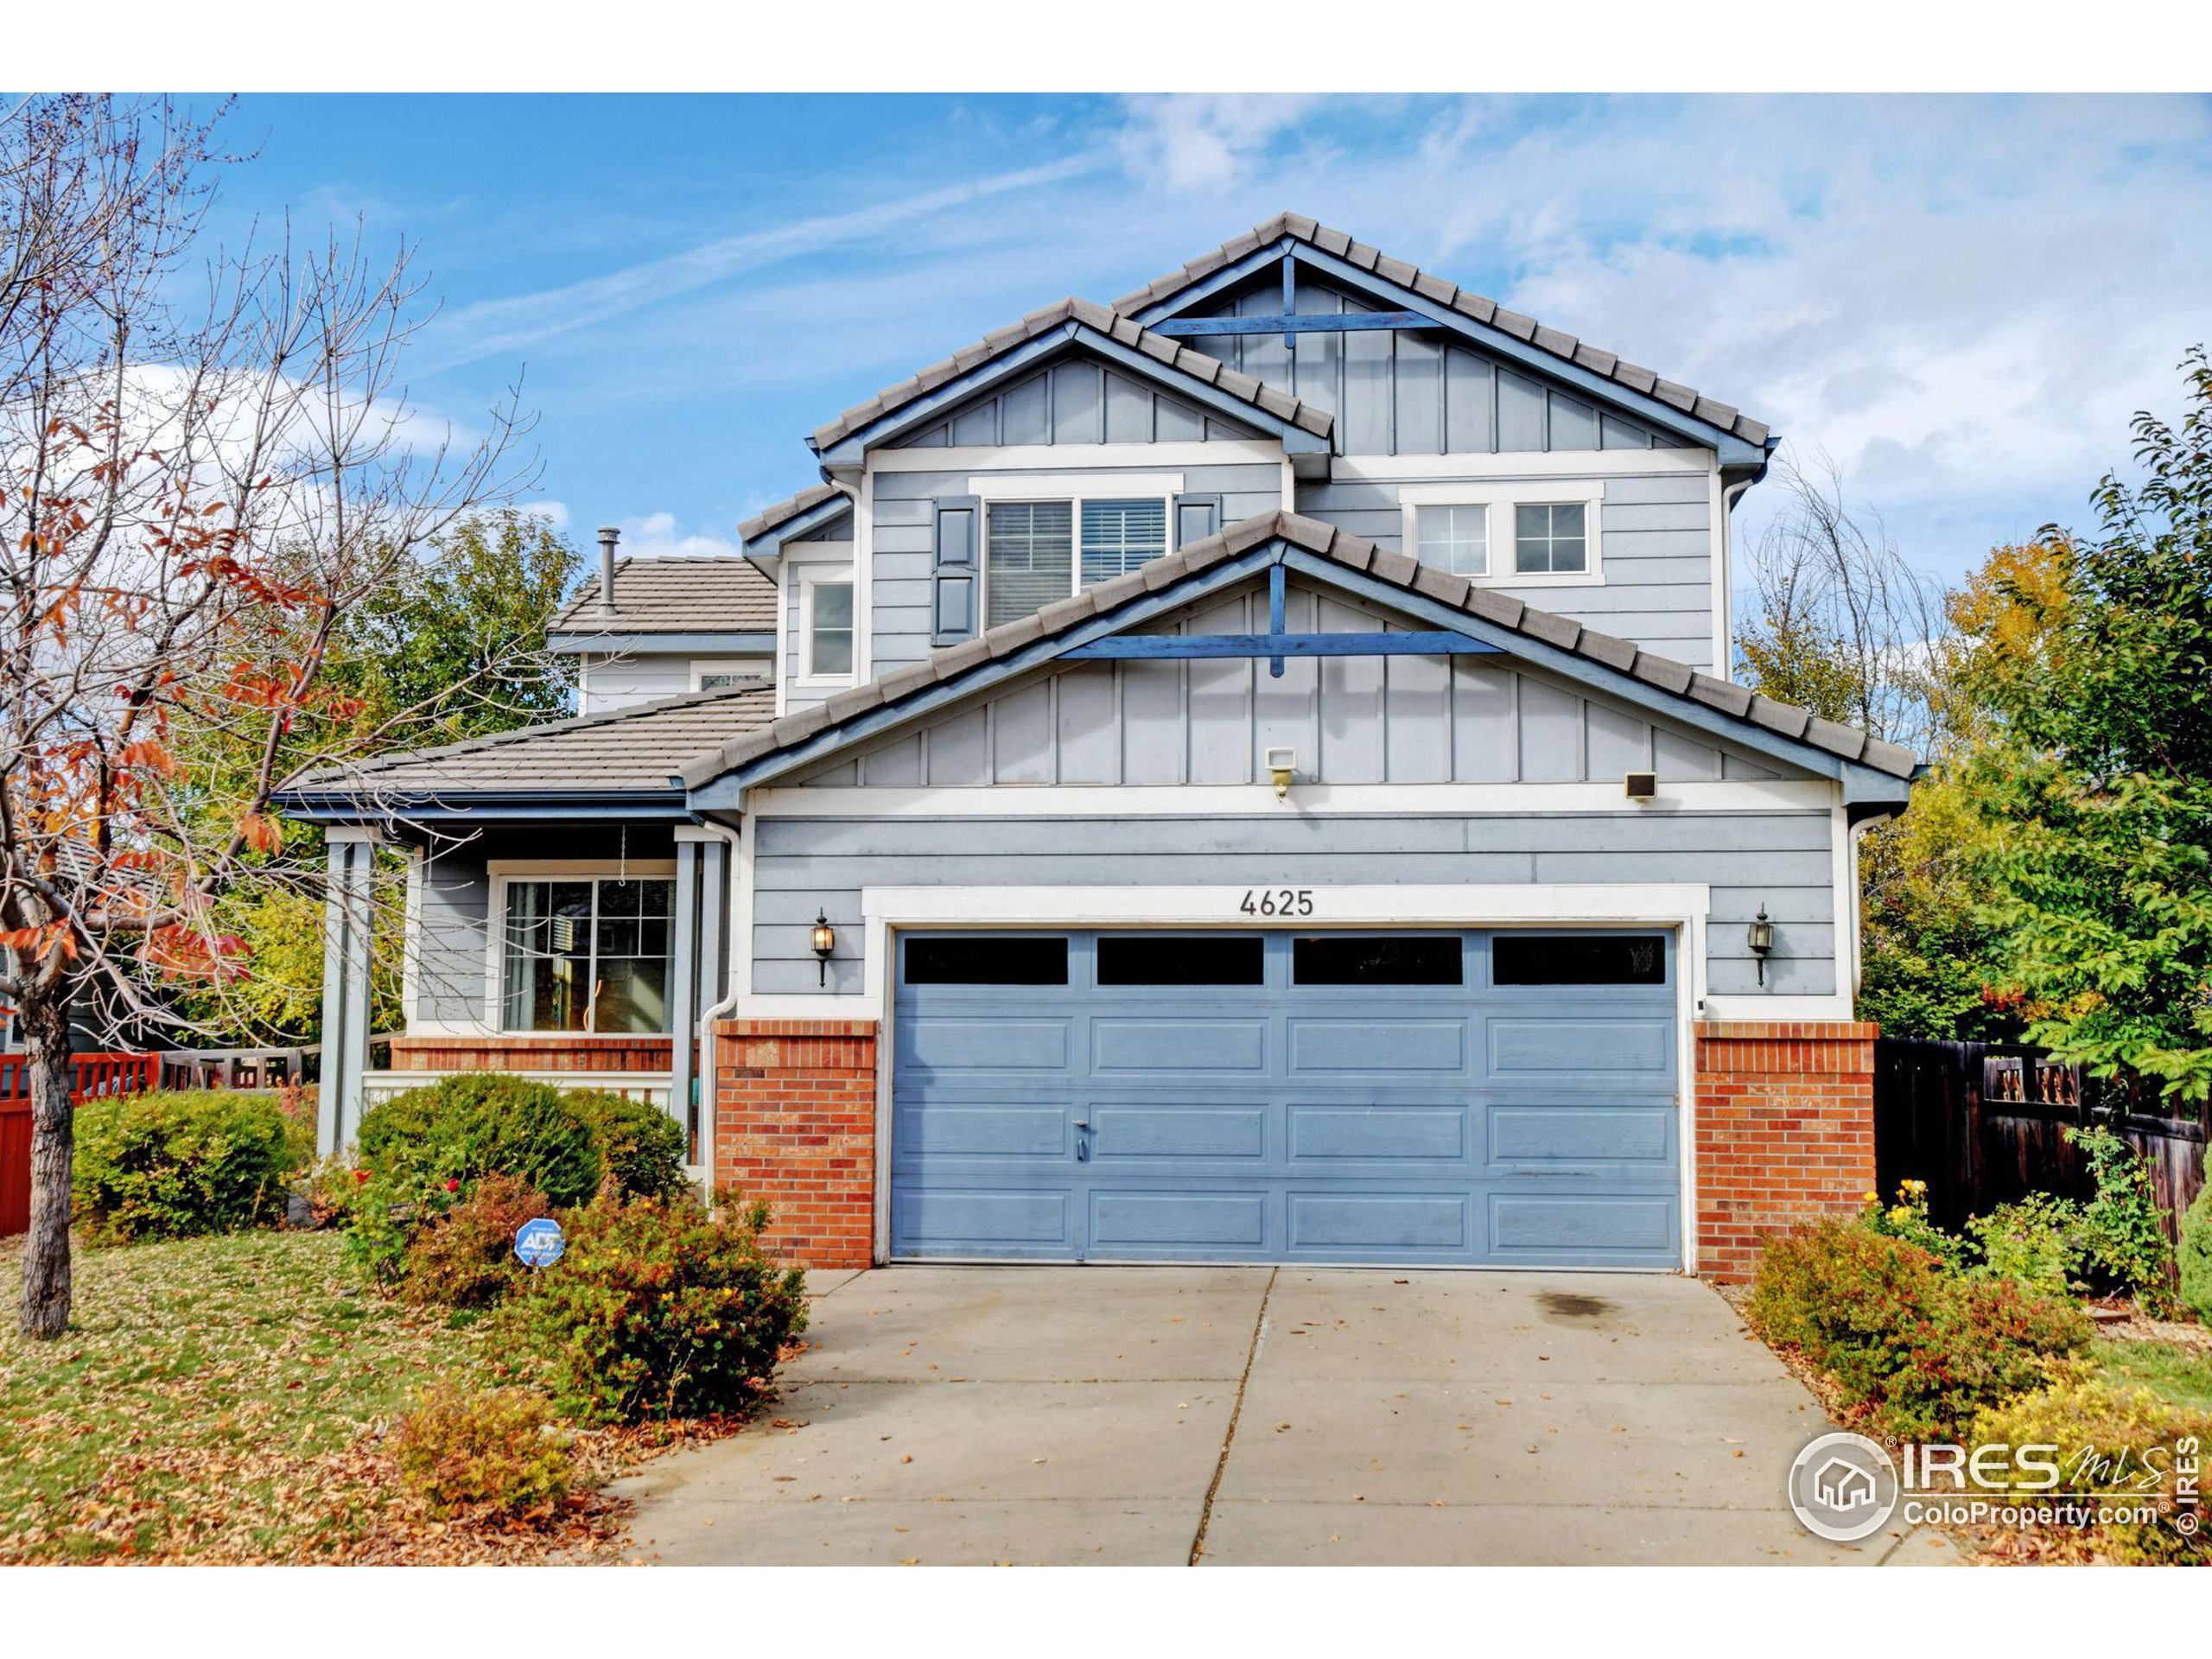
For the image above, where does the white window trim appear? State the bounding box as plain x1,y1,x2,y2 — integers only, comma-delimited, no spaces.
970,477,1183,630
798,572,857,689
690,657,772,692
484,860,679,1037
1400,480,1605,588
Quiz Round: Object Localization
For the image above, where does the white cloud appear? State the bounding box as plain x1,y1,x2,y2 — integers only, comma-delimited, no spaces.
1116,95,1325,193
616,511,737,560
517,499,569,530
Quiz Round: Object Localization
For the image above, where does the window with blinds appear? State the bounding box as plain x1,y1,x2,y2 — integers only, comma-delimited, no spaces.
1078,498,1167,585
985,500,1073,628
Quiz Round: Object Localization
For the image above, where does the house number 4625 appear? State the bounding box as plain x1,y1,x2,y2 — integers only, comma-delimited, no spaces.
1240,887,1314,917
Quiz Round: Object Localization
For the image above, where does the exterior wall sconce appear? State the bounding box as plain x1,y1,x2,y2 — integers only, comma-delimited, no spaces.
811,910,836,986
1265,746,1296,802
1746,904,1775,985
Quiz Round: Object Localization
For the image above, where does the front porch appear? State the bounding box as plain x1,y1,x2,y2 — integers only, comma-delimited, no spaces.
363,1034,683,1116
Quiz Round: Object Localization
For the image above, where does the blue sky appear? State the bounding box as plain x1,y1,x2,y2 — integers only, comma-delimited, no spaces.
207,92,2212,586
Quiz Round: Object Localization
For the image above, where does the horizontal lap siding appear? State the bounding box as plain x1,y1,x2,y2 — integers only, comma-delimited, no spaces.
748,810,1839,1000
868,461,1286,678
1294,471,1717,670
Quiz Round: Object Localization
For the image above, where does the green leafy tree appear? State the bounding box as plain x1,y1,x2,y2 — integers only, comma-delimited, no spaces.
1963,349,2212,1104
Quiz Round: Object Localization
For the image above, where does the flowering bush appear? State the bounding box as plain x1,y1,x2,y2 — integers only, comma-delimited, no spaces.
398,1173,551,1307
1968,1193,2088,1298
391,1383,572,1520
1970,1373,2212,1564
520,1195,807,1425
1859,1179,1972,1273
1749,1220,2091,1439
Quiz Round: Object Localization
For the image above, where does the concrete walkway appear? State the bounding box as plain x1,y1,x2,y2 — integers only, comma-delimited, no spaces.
611,1266,1962,1566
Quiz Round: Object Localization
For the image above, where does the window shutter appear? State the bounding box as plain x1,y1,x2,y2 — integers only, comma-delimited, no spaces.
1172,493,1223,549
931,495,979,645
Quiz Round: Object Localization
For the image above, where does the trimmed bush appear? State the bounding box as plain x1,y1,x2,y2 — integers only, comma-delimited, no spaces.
72,1090,307,1242
398,1173,550,1307
570,1090,690,1203
1749,1220,2092,1440
2181,1182,2212,1325
521,1196,807,1425
392,1383,572,1520
1971,1375,2212,1564
357,1074,603,1207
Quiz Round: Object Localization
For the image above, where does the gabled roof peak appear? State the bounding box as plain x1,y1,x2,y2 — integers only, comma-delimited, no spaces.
1115,213,1772,448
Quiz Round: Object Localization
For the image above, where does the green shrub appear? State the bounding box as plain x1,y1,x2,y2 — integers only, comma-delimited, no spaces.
2067,1125,2179,1316
72,1090,306,1242
398,1173,550,1308
520,1195,807,1425
2180,1182,2212,1324
1748,1220,2092,1440
570,1090,690,1202
357,1074,603,1207
1971,1374,2212,1564
1969,1193,2087,1298
392,1383,572,1520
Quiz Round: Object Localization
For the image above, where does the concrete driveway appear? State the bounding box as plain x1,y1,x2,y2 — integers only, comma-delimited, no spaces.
612,1266,1961,1566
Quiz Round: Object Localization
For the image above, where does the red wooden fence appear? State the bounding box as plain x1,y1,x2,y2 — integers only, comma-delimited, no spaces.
0,1052,159,1236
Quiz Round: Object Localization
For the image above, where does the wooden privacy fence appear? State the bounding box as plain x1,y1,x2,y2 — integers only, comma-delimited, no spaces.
1873,1037,2208,1241
0,1052,160,1237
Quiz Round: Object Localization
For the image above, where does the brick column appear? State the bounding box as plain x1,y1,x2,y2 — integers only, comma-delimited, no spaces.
711,1020,877,1270
1694,1020,1878,1282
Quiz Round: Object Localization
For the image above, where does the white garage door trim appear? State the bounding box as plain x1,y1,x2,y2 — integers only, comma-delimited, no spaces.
853,883,1713,1273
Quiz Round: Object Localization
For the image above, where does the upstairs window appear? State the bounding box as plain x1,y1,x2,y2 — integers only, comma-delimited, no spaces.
1514,503,1588,575
985,494,1168,627
804,578,855,678
1414,504,1488,576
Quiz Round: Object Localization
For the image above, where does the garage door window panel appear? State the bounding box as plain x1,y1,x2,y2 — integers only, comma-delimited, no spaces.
1096,933,1264,987
1492,933,1667,986
1292,934,1464,986
903,935,1070,986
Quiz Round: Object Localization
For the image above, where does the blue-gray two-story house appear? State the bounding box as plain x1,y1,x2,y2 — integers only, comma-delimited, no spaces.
283,213,1917,1281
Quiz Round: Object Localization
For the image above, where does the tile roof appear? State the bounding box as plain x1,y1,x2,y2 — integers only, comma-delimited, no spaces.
807,296,1336,454
684,511,1912,787
737,481,852,544
1113,213,1774,448
283,683,777,801
550,556,779,638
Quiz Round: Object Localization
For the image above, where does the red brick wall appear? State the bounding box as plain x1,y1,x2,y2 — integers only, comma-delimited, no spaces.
710,1020,876,1270
1694,1020,1878,1282
388,1035,677,1073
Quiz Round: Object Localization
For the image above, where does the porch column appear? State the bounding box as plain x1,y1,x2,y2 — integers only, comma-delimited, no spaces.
671,827,732,1165
318,827,380,1155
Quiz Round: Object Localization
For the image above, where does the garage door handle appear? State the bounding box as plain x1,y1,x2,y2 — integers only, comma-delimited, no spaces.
1074,1120,1090,1162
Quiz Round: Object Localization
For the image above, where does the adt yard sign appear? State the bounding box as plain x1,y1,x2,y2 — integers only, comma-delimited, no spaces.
513,1217,565,1268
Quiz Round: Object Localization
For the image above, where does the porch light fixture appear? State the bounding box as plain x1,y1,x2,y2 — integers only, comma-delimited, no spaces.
1746,904,1775,985
810,911,836,986
1265,746,1297,802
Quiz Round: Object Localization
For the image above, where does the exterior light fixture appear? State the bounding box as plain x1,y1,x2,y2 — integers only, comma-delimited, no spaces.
1265,746,1296,802
810,911,836,986
1746,904,1775,984
1624,770,1656,801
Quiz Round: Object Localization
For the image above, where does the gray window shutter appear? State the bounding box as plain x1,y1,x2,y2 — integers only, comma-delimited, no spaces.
1173,493,1223,549
931,495,979,645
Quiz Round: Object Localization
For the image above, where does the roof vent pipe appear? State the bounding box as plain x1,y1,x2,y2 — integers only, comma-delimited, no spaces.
596,525,620,617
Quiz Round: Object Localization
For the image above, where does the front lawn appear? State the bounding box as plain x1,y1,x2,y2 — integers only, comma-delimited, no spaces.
0,1231,635,1563
2094,1338,2212,1414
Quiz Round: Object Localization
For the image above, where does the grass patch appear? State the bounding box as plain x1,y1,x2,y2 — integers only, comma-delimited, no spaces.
2093,1339,2212,1414
0,1230,525,1562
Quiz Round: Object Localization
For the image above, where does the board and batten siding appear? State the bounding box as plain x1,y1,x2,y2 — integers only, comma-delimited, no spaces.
746,810,1838,1001
866,460,1287,680
793,581,1776,792
1181,275,1685,458
1294,469,1719,670
891,359,1265,449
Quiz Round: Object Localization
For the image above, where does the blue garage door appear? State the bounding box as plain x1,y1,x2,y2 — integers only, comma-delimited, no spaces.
889,929,1681,1268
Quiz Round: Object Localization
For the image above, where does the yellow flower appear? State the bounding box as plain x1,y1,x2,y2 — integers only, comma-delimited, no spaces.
1863,1191,1879,1203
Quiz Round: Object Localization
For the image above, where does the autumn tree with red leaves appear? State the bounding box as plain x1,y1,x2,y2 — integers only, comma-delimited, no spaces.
2,96,529,1338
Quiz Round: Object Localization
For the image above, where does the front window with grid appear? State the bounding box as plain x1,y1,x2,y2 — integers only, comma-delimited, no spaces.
500,877,673,1033
1514,502,1588,575
1414,504,1489,576
987,497,1166,627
